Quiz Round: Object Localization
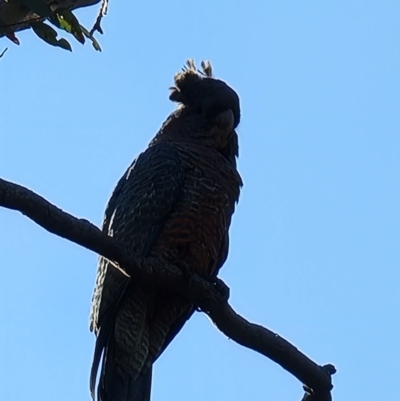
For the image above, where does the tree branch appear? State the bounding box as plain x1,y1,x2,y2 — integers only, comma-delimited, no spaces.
0,177,336,400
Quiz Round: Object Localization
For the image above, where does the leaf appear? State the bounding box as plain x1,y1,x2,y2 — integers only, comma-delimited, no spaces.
5,33,20,45
91,37,102,52
80,25,102,52
31,22,72,51
10,0,52,18
56,9,85,44
57,38,72,52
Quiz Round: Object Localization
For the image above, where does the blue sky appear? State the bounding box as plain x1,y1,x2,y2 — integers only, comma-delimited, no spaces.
1,1,399,400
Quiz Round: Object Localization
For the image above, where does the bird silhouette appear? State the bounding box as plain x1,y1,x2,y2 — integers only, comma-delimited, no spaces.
89,60,242,401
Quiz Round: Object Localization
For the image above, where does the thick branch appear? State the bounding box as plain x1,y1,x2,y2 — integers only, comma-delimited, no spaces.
0,177,335,400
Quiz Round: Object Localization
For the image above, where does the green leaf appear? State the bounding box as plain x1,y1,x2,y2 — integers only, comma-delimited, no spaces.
57,38,72,52
31,22,72,51
56,9,85,44
80,25,102,52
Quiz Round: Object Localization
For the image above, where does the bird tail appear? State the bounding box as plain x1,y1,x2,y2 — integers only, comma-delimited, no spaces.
90,284,153,401
95,332,152,401
126,367,152,401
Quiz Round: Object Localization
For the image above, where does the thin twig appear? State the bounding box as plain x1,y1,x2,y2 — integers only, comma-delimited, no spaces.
90,0,108,35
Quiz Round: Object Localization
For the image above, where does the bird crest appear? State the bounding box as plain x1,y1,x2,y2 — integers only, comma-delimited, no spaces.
169,59,240,130
169,59,214,104
180,59,213,79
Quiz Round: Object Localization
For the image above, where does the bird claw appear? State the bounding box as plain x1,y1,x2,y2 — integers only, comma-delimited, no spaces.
300,364,336,400
173,262,230,302
202,275,230,301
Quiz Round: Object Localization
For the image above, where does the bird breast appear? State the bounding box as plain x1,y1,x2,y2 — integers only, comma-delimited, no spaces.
150,143,241,276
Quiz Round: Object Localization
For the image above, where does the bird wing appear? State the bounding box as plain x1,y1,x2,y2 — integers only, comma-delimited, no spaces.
89,141,185,397
154,230,229,360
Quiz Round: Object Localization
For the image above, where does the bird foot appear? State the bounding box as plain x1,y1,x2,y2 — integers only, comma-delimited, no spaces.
202,275,230,301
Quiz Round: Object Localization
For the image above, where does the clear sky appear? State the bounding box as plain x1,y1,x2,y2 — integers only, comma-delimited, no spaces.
1,1,399,400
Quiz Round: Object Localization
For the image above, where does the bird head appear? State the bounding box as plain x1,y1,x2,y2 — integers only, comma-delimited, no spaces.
169,59,241,129
159,60,240,164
